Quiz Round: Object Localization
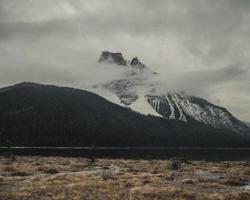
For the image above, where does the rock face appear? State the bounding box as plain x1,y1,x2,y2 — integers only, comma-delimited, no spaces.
95,51,250,135
130,57,147,70
98,51,127,66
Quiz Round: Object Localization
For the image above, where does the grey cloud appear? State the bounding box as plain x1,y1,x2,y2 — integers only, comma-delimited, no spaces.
157,64,249,95
0,19,80,40
191,65,248,91
0,0,250,121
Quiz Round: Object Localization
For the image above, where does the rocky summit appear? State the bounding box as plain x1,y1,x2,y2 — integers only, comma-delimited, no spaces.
98,51,127,66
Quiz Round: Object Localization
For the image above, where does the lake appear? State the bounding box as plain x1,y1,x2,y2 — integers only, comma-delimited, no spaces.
1,147,250,161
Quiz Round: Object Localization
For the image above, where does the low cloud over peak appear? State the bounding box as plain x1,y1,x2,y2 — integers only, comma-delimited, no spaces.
0,0,250,121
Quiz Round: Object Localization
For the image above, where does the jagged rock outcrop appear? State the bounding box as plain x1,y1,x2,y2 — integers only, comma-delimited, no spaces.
98,51,127,66
98,51,155,74
130,57,147,69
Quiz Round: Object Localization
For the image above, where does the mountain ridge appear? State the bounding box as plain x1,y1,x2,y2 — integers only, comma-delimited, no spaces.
96,51,250,135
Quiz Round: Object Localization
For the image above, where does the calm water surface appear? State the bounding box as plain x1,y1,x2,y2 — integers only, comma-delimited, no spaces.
1,147,250,161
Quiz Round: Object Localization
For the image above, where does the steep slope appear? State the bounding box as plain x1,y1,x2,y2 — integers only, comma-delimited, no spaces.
96,51,250,135
0,82,249,147
244,121,250,127
146,93,249,134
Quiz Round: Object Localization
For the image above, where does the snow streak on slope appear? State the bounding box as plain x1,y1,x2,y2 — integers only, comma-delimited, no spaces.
174,94,230,126
165,95,175,119
145,93,250,134
130,95,162,117
172,94,187,122
169,93,249,133
93,88,161,117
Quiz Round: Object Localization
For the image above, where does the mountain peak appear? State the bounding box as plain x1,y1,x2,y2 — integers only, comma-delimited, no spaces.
97,51,157,75
130,57,146,69
131,57,140,65
98,51,127,66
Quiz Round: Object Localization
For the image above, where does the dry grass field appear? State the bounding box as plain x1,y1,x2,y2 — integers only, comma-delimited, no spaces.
1,156,250,200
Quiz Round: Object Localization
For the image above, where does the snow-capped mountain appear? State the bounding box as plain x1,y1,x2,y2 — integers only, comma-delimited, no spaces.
94,51,250,134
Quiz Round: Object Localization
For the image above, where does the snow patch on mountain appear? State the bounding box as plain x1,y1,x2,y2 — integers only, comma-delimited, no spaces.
172,94,187,122
130,95,162,117
165,95,176,119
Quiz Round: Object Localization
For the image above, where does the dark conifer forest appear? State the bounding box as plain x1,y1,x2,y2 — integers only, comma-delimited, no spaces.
0,82,249,147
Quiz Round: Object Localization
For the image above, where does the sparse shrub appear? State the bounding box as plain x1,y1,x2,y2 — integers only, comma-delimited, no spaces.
180,156,191,165
124,181,133,188
102,171,113,180
102,166,109,170
225,162,230,168
11,171,29,176
182,179,195,184
150,169,158,174
88,144,96,164
89,156,95,164
86,156,96,166
167,159,181,170
242,169,250,176
37,166,47,171
3,152,16,161
3,166,16,172
244,161,250,167
45,168,59,174
224,178,247,186
164,175,174,181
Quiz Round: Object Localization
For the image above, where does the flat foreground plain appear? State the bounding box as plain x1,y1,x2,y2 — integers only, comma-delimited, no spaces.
0,156,250,200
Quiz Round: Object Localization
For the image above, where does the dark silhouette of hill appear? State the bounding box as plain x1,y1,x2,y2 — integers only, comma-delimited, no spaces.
0,82,249,147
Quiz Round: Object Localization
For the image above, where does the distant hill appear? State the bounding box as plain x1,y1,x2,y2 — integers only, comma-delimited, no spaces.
0,82,249,147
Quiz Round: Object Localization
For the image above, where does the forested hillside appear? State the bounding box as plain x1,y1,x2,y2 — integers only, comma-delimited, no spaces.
0,82,249,147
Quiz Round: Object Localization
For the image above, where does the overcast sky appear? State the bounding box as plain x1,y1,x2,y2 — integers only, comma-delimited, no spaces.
0,0,250,121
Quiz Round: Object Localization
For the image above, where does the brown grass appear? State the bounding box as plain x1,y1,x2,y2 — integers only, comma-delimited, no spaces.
0,156,250,200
